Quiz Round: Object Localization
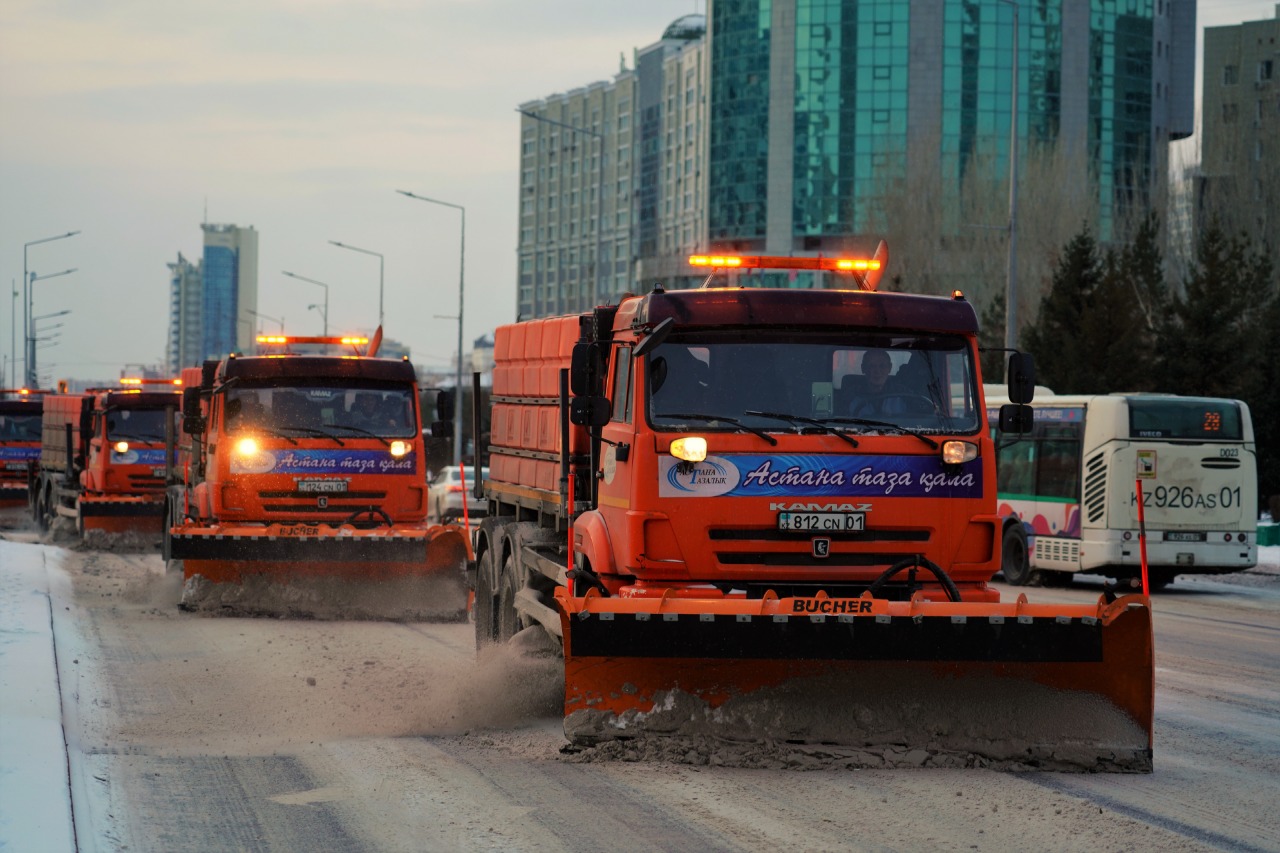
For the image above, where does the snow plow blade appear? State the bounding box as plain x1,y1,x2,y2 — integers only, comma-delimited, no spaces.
173,523,470,620
78,495,165,535
560,590,1153,772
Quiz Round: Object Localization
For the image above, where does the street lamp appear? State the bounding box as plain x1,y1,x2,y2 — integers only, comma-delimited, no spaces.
27,268,76,389
328,241,384,330
396,189,465,466
308,304,328,334
23,230,79,387
245,309,284,334
516,108,606,313
281,271,330,336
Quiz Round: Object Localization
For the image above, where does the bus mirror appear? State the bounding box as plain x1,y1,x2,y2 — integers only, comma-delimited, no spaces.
998,403,1035,434
1007,353,1036,404
435,389,455,422
570,342,603,396
570,395,610,427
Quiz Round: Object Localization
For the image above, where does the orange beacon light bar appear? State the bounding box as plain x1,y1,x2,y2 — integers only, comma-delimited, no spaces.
688,254,881,272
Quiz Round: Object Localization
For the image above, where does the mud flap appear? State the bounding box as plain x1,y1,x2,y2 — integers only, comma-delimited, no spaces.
559,590,1153,772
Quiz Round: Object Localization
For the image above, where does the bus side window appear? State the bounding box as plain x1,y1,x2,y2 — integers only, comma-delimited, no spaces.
997,435,1036,495
1036,425,1082,501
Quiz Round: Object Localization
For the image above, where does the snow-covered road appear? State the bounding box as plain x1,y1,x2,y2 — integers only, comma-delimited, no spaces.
3,524,1279,852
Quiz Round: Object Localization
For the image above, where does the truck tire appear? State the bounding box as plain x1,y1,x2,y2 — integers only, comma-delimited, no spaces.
497,551,524,643
474,547,499,649
1001,523,1042,586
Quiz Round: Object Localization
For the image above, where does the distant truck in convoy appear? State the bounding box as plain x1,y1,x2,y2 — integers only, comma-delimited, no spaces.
29,380,182,538
472,250,1156,771
0,389,46,509
166,333,470,619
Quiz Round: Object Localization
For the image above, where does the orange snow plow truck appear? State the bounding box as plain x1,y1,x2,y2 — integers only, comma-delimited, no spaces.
166,334,469,619
474,251,1154,771
30,380,181,538
0,389,45,509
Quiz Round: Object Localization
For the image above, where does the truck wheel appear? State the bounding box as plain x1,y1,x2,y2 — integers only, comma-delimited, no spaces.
161,498,173,561
474,547,499,649
497,552,523,643
1001,524,1041,586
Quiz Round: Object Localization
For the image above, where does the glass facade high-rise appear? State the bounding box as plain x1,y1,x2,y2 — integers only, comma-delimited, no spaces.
200,223,258,361
707,0,1194,254
165,252,203,374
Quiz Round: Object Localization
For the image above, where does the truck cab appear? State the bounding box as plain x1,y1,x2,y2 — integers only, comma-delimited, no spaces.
0,391,44,508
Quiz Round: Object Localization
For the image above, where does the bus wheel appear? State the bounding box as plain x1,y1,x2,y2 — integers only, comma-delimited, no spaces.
1148,569,1178,590
1000,524,1040,586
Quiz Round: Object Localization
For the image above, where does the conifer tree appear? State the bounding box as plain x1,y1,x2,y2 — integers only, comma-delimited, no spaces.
1022,224,1100,393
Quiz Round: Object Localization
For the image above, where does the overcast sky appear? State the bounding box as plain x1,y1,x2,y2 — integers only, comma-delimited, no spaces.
0,0,1273,385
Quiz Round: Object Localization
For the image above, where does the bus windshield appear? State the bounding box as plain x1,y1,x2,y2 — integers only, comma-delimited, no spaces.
1128,397,1243,441
646,332,980,434
225,384,418,439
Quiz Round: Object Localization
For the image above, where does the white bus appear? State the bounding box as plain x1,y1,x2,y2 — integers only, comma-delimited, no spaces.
985,389,1258,589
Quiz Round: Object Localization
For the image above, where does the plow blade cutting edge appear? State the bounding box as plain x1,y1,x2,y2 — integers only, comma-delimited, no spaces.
173,523,471,620
559,590,1154,772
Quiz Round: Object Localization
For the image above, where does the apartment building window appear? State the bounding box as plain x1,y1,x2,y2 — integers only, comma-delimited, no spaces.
1224,65,1238,85
1260,60,1274,83
1223,103,1238,123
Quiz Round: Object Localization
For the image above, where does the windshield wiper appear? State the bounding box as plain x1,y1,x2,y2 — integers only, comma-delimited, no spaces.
329,424,392,447
241,426,298,446
744,410,858,448
818,417,940,449
659,412,779,446
278,426,346,446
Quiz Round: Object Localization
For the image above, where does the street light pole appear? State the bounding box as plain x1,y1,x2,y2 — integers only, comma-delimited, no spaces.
27,268,76,389
998,0,1020,356
23,230,80,387
516,108,605,312
328,241,384,330
281,271,330,336
396,189,465,466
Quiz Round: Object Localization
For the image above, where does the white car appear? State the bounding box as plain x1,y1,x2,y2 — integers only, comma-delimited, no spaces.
428,466,488,523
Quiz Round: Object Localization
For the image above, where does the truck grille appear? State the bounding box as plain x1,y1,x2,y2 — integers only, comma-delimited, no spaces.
258,490,388,514
709,527,930,570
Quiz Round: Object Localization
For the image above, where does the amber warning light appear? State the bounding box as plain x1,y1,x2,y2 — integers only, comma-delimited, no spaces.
689,243,888,292
256,335,370,346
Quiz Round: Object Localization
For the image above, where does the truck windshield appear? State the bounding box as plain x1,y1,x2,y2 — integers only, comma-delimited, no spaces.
106,408,176,441
0,413,42,441
225,384,417,439
646,332,980,435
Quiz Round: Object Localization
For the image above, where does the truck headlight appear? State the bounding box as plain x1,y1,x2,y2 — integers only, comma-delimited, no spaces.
941,440,978,465
113,441,129,454
235,437,259,457
389,440,410,458
670,436,707,463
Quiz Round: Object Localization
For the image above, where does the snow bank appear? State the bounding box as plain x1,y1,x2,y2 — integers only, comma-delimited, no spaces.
0,541,75,853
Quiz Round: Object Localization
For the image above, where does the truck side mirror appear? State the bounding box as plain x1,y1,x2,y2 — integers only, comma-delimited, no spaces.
570,396,610,427
182,387,202,419
435,389,455,422
570,342,603,396
1007,353,1036,404
429,421,452,439
632,317,675,359
998,403,1035,434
